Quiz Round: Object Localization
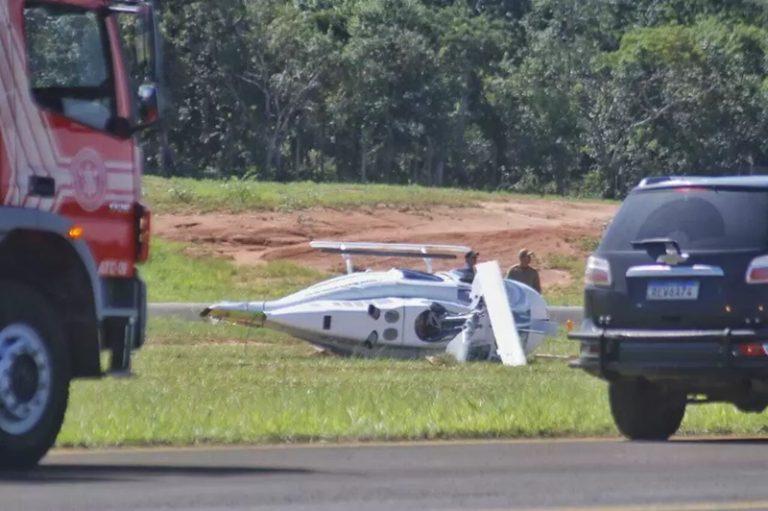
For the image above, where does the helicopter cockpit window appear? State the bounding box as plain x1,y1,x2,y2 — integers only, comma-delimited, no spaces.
398,269,443,282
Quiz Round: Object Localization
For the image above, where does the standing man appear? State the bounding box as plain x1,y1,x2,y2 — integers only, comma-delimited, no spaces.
457,250,479,283
507,248,542,292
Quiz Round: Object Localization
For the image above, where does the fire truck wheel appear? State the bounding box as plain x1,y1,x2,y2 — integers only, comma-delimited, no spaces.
0,281,70,469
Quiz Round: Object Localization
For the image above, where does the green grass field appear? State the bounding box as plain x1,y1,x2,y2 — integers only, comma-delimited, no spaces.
91,178,764,447
144,175,612,214
141,239,325,302
57,318,768,448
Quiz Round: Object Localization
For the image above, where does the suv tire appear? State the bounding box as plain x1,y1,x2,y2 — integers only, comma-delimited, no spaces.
0,281,70,469
609,380,686,441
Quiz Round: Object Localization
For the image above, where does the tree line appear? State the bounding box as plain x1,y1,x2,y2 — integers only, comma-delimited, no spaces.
150,0,768,198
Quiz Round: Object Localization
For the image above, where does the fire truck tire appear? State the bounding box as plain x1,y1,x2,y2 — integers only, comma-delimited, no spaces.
0,281,70,469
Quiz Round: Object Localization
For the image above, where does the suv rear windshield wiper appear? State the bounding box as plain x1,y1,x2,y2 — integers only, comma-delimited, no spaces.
631,238,681,251
631,238,685,260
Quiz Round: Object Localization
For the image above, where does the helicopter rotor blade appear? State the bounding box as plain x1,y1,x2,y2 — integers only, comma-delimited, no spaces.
473,261,527,366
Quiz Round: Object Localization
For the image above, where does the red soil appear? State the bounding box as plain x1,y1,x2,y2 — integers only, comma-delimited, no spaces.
154,198,618,289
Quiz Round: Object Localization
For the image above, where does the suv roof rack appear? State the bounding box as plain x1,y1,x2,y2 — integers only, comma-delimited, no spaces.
637,175,768,190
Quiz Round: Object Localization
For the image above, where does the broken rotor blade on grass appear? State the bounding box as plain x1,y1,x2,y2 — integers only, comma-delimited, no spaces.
445,261,528,366
475,261,527,367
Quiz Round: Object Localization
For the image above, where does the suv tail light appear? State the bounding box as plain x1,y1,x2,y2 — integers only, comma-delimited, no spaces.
135,202,152,263
746,255,768,284
585,255,612,287
735,342,768,357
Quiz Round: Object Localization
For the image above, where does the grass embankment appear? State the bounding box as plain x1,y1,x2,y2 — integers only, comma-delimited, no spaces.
143,238,587,305
142,239,325,302
143,177,612,305
58,319,768,447
541,236,600,305
143,175,609,214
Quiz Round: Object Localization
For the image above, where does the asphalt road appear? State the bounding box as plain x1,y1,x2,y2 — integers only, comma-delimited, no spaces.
3,438,768,511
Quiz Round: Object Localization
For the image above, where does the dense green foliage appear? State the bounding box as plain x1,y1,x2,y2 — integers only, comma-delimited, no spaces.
151,0,768,197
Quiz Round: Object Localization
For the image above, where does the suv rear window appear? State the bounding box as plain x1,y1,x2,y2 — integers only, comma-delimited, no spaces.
600,188,768,251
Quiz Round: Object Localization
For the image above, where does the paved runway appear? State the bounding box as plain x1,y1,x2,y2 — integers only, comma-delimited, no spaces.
3,438,768,511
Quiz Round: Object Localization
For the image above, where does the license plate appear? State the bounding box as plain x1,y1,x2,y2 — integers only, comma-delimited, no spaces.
646,280,699,301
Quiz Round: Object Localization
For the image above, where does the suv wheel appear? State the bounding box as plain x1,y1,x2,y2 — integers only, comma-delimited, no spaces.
0,281,70,469
609,380,686,441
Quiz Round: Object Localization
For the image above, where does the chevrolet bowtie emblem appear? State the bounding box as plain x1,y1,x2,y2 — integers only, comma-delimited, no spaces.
657,248,689,266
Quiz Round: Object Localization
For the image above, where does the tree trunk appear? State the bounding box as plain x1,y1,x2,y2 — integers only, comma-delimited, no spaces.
319,126,326,178
360,131,368,183
383,124,394,181
159,122,175,176
454,71,471,184
435,158,445,187
424,137,434,186
265,132,277,178
295,132,301,177
269,130,286,181
275,145,284,180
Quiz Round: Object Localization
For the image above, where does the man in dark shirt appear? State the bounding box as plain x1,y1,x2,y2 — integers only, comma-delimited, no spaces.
506,248,541,292
457,250,479,283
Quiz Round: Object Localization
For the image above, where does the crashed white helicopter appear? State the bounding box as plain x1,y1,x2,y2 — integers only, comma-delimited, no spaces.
201,241,558,366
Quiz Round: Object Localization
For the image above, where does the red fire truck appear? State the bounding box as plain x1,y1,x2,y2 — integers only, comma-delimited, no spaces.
0,0,158,467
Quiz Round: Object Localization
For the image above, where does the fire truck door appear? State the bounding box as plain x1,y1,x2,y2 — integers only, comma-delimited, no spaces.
0,2,17,206
22,4,138,275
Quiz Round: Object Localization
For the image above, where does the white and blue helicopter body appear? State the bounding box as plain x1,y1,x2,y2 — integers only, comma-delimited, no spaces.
202,242,557,365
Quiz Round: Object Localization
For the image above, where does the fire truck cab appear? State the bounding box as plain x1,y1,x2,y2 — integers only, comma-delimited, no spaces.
0,0,157,467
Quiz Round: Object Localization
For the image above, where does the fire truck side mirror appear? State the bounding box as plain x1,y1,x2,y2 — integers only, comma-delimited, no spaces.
110,83,160,139
138,83,160,126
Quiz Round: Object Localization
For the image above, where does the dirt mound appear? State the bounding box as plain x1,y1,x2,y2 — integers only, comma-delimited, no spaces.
154,198,617,289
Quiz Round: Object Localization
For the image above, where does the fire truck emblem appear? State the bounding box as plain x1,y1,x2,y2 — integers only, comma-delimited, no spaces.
71,148,107,212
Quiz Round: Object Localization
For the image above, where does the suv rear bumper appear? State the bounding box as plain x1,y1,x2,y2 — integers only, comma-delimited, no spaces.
569,320,768,382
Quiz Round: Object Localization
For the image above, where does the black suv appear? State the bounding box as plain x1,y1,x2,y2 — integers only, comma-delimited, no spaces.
570,176,768,440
